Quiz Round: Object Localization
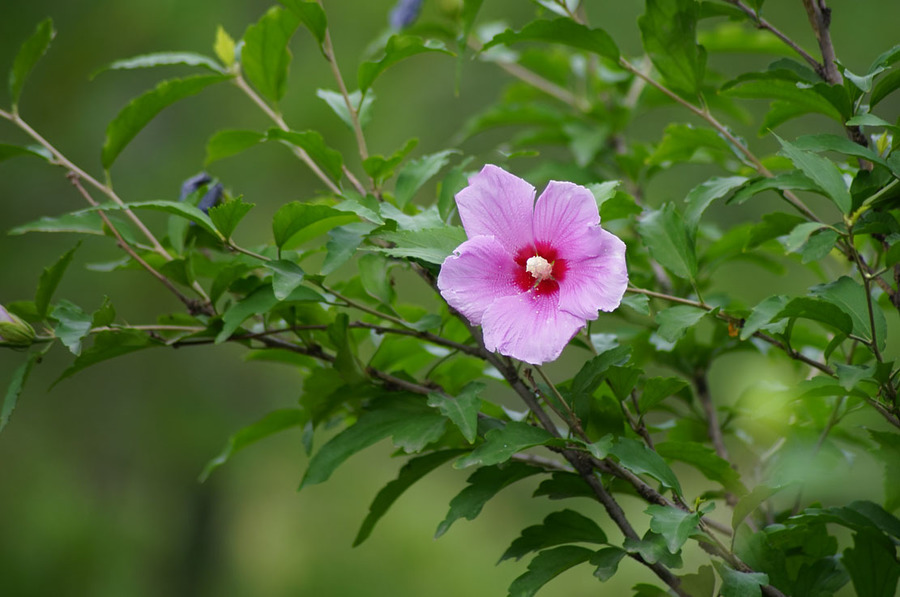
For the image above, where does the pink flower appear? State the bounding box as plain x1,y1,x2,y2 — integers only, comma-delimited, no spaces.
438,165,628,365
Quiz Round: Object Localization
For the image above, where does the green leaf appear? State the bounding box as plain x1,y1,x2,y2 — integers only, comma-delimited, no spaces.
731,172,821,206
272,202,357,250
621,294,650,316
680,565,716,597
657,441,746,494
301,396,447,489
241,5,300,103
328,313,365,382
639,377,688,412
373,226,467,264
205,130,264,165
280,0,327,50
810,276,887,350
609,437,682,495
322,222,375,275
53,330,155,387
216,283,323,342
624,531,683,568
35,243,80,318
570,346,632,397
113,200,220,238
868,430,900,512
732,485,781,531
714,561,769,597
358,35,453,93
265,260,305,301
872,69,900,108
208,197,254,240
638,0,706,97
646,505,700,553
501,510,607,562
781,221,827,253
0,143,50,163
483,18,619,61
792,133,888,169
591,547,627,581
102,74,230,169
9,18,55,110
455,421,556,468
92,52,224,78
843,531,900,597
267,128,343,183
200,409,306,481
740,295,788,340
775,296,853,336
363,138,418,185
394,150,458,207
50,300,93,355
427,382,483,444
435,462,542,537
1,351,42,435
722,79,843,124
684,176,748,234
647,123,734,167
214,25,237,67
358,253,395,305
354,450,463,546
775,134,851,213
656,305,709,343
91,297,116,328
637,204,697,280
316,89,375,131
507,546,595,597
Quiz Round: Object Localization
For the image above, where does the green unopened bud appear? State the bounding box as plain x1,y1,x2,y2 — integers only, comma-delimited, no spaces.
0,305,36,347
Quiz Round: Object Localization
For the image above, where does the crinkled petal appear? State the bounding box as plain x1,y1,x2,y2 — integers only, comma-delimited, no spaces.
437,235,521,325
456,165,536,254
532,181,602,261
558,228,628,319
482,291,585,365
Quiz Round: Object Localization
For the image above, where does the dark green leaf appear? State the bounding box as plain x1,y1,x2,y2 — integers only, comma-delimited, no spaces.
438,162,470,222
868,430,900,512
740,295,788,340
53,330,155,387
363,138,418,185
272,202,357,249
91,297,116,328
591,547,627,581
455,421,556,468
533,472,594,501
610,437,682,495
436,462,542,537
657,441,746,494
810,276,887,350
775,296,853,336
0,144,50,163
623,531,683,568
507,546,595,597
427,382,483,444
730,172,821,206
267,128,344,183
637,204,697,280
714,561,769,597
358,35,452,93
35,243,80,318
732,485,782,531
102,74,230,169
205,130,264,165
322,222,375,275
872,69,900,107
357,253,395,305
632,583,670,597
115,200,220,237
775,134,851,213
280,0,327,50
354,450,463,546
373,226,467,264
656,305,709,343
200,409,306,481
265,260,305,301
680,565,716,597
208,197,254,239
301,396,447,489
394,150,458,207
501,509,607,562
639,377,688,412
483,18,619,61
316,89,375,131
638,0,706,97
9,18,55,110
792,133,887,169
605,366,641,401
241,6,300,103
0,351,41,434
50,300,93,355
722,79,842,124
646,505,700,553
92,52,224,78
647,124,734,167
843,531,900,597
216,283,323,342
327,314,365,383
570,346,632,397
684,176,748,234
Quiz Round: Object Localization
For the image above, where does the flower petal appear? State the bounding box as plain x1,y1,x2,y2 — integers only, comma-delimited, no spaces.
532,181,601,261
481,291,585,365
456,165,536,254
437,235,521,325
558,228,628,319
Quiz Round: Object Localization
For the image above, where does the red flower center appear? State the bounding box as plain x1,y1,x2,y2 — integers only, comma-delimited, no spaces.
513,242,568,296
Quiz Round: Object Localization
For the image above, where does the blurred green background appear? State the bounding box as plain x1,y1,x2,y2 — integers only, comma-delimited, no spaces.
1,1,899,596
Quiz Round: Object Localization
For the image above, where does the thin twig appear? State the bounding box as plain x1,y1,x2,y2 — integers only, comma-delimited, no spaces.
723,0,822,72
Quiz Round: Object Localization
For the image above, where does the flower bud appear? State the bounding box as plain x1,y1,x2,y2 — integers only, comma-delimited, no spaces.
0,304,36,347
389,0,423,29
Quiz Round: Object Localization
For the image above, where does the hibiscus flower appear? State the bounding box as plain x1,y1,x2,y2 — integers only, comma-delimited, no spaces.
437,165,628,365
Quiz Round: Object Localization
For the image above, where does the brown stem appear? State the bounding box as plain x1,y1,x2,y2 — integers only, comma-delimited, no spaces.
723,0,822,72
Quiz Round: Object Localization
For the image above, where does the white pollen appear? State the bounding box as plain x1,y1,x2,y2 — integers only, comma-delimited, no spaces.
526,255,553,281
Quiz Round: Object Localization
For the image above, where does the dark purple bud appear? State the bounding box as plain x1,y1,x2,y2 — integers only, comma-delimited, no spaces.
179,172,212,201
389,0,423,29
196,183,224,214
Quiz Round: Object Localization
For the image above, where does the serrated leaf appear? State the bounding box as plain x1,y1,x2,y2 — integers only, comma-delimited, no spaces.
775,296,853,336
102,74,230,169
272,202,357,250
358,253,395,305
373,226,467,264
394,149,458,207
680,565,716,597
591,547,627,581
280,0,327,50
267,128,343,183
637,204,697,280
501,510,607,562
621,294,650,316
657,441,746,494
647,123,734,167
363,138,418,185
200,409,306,481
358,35,453,93
322,222,375,275
730,172,821,205
843,530,900,597
714,562,768,597
35,243,80,319
354,450,463,546
507,546,595,597
301,396,447,489
740,295,788,340
241,6,300,103
427,382,483,444
0,351,42,435
656,305,708,343
265,260,305,301
570,345,632,399
810,276,887,350
792,133,888,169
109,200,220,238
639,377,688,412
483,18,619,61
782,222,827,253
869,430,900,512
609,437,682,495
722,79,843,124
624,531,683,568
646,505,700,553
205,130,264,165
638,0,706,97
9,18,55,110
316,88,375,130
208,197,254,239
214,25,237,67
91,297,115,328
53,330,155,387
50,300,93,355
775,134,851,213
92,52,224,78
684,176,748,234
0,143,51,163
456,421,556,468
